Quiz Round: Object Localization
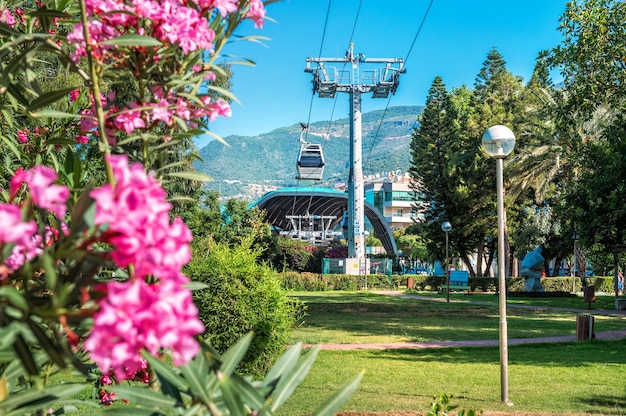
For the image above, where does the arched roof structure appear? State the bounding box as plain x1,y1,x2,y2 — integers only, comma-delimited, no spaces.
253,187,398,254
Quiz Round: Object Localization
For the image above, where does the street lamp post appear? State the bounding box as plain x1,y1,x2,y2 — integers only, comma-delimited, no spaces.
442,221,452,303
481,125,515,406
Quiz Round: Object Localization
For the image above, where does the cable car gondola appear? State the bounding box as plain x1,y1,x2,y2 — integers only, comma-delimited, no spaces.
296,123,325,181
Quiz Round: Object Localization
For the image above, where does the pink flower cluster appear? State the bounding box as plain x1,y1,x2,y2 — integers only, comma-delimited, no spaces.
89,154,192,280
67,0,266,62
11,166,69,219
84,279,204,380
0,166,68,276
1,158,203,377
85,154,203,378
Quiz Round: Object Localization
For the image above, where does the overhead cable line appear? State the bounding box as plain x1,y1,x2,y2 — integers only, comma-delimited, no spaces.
291,0,334,223
364,0,435,166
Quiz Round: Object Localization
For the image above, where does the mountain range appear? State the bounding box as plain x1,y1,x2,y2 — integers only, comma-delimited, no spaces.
193,105,424,201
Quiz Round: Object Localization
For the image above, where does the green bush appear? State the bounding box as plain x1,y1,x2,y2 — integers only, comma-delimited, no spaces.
184,237,297,376
279,272,400,291
587,276,617,293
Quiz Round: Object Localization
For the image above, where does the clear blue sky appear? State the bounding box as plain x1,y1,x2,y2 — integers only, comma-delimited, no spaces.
201,0,567,147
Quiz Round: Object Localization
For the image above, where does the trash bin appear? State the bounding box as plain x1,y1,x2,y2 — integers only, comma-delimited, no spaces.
407,277,415,289
576,314,595,341
583,286,596,309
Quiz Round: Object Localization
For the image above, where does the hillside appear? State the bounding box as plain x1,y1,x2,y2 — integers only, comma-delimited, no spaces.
193,105,423,200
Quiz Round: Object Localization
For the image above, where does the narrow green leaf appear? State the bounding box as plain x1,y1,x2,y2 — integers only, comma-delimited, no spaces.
0,135,21,159
109,385,177,409
100,34,161,47
271,345,320,411
12,334,38,376
0,383,87,412
27,8,71,18
202,130,230,147
31,109,80,119
0,287,28,311
42,252,58,291
100,408,164,415
25,318,66,369
166,170,213,183
262,343,302,388
312,371,364,416
179,353,213,406
142,352,188,391
27,87,77,112
230,373,266,410
6,83,29,107
182,281,209,291
218,373,245,416
220,333,252,376
0,22,20,37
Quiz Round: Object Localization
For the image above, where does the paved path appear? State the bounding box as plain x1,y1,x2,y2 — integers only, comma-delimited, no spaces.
310,291,626,351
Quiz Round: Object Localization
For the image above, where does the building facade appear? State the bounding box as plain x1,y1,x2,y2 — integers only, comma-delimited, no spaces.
365,171,423,230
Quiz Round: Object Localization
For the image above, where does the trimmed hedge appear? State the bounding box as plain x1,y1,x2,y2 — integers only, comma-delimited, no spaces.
280,272,402,291
280,273,619,294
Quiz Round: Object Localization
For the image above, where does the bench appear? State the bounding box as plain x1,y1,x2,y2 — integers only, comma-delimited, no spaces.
441,270,470,292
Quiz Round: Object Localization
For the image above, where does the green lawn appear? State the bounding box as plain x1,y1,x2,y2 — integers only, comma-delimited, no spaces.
288,291,626,345
278,340,626,415
281,291,626,415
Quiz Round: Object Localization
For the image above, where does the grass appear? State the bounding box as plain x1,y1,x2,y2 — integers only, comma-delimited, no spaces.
277,340,626,415
412,290,619,310
288,291,626,345
280,290,626,415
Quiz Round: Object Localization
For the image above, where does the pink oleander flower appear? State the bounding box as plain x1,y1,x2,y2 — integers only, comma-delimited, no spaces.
17,130,28,144
246,0,266,28
114,104,146,134
4,234,43,272
84,278,204,380
1,9,16,27
12,166,69,219
0,204,37,247
69,89,81,102
89,154,192,279
76,135,90,145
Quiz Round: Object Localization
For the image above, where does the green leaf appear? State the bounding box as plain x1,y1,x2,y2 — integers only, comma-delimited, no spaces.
262,343,302,388
12,334,38,376
220,333,252,377
27,87,77,112
179,352,213,406
182,281,209,291
0,287,27,311
27,8,71,18
218,373,245,416
270,345,320,411
42,252,58,290
230,373,266,410
312,371,364,416
31,109,80,119
109,385,178,409
25,318,67,369
0,135,21,159
100,408,165,415
166,170,213,183
0,22,20,37
142,352,188,392
100,34,162,47
0,383,88,413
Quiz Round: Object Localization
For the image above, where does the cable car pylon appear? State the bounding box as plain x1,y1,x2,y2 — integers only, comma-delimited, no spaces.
304,42,404,268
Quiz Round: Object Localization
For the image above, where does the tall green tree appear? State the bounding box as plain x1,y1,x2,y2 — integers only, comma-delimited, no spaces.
409,76,458,265
546,0,626,283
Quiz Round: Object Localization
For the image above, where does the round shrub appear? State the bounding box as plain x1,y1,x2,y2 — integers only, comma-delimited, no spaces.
184,237,297,376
